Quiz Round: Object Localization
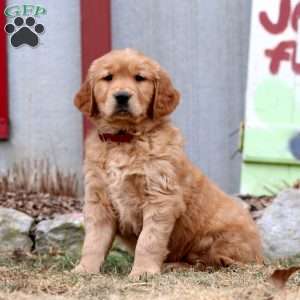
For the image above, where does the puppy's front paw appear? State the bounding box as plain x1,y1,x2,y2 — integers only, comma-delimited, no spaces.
72,263,99,274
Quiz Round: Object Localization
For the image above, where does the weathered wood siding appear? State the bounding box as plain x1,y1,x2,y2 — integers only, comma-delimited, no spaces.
112,0,252,193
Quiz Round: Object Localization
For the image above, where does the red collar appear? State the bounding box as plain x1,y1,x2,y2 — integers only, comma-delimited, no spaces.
98,131,134,143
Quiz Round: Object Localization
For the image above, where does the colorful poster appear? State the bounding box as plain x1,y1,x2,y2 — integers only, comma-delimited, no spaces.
241,0,300,195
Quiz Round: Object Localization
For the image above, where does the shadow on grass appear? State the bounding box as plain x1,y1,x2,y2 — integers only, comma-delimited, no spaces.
0,248,133,275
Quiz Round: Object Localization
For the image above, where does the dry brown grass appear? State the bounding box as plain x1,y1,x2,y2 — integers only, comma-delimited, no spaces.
0,253,299,300
0,160,78,197
0,160,81,219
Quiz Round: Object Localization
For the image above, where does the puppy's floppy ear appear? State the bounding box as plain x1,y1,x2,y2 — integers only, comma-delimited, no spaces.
151,68,180,119
74,79,99,117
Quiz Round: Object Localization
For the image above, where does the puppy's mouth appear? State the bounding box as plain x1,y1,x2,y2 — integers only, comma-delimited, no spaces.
113,107,133,117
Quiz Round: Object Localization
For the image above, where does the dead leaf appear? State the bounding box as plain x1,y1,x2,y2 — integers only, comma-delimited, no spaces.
269,266,300,289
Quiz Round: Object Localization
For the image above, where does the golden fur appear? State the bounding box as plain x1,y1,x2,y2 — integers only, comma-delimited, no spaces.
73,48,263,277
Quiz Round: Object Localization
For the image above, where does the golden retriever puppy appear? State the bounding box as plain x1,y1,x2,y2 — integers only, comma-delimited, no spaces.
73,48,263,277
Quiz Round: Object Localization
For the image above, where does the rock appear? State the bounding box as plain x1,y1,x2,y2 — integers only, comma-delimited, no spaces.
0,207,34,253
257,189,300,259
35,213,84,256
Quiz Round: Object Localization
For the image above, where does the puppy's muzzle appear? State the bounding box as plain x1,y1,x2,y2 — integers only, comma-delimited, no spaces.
114,91,132,112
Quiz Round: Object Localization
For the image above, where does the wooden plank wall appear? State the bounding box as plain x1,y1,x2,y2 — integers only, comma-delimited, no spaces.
111,0,252,193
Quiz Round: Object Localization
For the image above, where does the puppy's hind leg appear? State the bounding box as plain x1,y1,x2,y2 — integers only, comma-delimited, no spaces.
206,231,263,267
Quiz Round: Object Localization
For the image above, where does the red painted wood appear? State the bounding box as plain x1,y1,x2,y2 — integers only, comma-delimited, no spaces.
80,0,111,137
0,0,9,140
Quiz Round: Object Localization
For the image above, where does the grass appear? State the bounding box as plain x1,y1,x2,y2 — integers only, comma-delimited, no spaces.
0,160,78,197
0,251,299,300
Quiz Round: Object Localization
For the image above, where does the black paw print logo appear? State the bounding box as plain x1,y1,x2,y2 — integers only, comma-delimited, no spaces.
4,16,44,47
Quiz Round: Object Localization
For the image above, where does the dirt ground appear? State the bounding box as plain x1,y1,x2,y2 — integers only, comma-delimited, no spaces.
0,252,299,300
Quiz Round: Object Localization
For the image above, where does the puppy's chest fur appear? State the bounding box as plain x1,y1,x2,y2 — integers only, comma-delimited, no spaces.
103,143,151,237
86,126,182,238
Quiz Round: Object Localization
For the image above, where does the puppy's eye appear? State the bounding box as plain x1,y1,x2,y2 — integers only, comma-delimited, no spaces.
102,74,113,81
135,75,146,82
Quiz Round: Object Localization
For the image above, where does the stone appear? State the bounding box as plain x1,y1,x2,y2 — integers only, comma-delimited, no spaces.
35,213,84,256
257,189,300,259
0,207,34,253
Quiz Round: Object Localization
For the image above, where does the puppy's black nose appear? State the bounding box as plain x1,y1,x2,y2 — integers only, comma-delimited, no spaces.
114,91,131,106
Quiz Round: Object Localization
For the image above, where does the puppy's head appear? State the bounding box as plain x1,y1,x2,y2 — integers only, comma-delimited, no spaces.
74,49,180,124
